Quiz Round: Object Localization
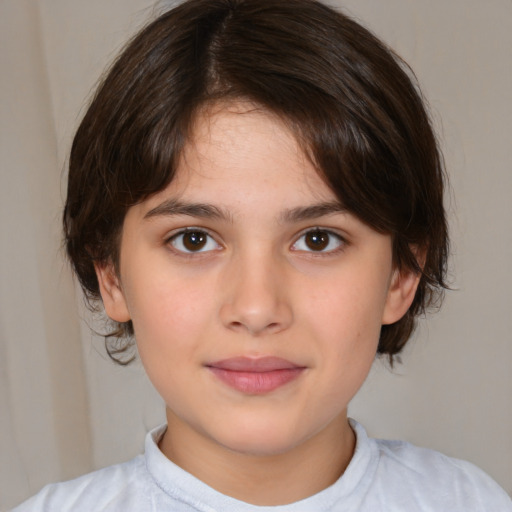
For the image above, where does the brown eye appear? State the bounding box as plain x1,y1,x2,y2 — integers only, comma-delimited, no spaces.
183,231,207,251
170,230,219,253
292,229,344,253
304,230,330,251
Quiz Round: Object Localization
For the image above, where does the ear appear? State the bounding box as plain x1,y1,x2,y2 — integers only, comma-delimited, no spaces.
95,263,131,323
381,266,421,325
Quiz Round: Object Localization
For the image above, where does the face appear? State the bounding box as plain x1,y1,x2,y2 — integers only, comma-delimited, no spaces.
97,103,418,459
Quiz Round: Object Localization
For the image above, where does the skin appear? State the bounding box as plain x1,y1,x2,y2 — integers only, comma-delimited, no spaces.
96,103,420,506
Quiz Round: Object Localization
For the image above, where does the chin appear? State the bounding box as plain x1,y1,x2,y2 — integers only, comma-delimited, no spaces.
211,419,309,457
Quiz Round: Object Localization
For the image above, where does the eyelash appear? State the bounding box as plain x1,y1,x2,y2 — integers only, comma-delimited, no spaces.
166,228,222,256
291,228,346,255
165,227,347,257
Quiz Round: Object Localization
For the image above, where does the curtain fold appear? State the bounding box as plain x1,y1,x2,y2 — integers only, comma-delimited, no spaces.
0,1,92,509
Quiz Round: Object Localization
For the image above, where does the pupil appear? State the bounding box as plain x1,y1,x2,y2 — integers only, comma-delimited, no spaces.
183,232,207,251
306,231,329,251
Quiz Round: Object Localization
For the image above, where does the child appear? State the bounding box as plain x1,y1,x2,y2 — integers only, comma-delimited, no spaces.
13,0,511,510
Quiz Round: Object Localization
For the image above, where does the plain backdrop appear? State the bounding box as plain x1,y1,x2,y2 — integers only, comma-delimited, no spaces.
1,0,511,509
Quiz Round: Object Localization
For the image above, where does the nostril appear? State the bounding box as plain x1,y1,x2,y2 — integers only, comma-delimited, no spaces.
220,296,293,335
228,319,282,335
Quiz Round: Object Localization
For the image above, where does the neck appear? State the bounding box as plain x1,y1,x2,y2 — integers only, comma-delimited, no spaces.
159,409,355,506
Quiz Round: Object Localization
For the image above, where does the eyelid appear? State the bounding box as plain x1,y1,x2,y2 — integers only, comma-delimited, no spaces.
290,227,347,254
166,227,223,255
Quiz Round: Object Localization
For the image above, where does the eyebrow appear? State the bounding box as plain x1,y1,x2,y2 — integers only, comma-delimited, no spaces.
279,201,347,223
144,198,347,223
144,199,232,222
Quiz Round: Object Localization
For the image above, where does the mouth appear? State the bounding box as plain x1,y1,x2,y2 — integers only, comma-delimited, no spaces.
206,357,306,394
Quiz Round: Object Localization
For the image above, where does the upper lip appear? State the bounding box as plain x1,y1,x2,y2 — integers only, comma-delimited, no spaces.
206,356,304,372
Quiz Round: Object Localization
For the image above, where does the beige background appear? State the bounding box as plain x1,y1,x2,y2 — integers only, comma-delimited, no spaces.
1,0,511,509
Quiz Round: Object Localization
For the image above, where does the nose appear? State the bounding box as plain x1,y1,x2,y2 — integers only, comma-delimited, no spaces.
219,250,293,336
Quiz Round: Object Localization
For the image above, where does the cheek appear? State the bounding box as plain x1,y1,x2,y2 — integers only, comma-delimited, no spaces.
301,268,389,386
310,289,382,400
126,277,216,402
306,278,386,344
124,270,216,358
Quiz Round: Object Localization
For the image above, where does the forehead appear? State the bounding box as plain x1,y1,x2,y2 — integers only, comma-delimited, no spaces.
142,102,337,213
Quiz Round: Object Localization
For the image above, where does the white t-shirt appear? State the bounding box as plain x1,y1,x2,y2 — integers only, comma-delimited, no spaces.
12,420,512,511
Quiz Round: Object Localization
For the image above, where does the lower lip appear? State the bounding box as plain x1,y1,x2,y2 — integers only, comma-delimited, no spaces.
208,368,304,394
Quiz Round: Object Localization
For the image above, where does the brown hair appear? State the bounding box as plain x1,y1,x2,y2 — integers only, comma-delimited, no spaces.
64,0,449,364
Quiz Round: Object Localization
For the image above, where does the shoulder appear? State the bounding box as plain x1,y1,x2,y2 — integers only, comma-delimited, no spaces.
11,455,152,512
370,436,512,510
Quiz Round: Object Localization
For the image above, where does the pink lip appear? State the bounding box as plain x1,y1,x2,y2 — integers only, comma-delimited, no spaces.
206,357,305,394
